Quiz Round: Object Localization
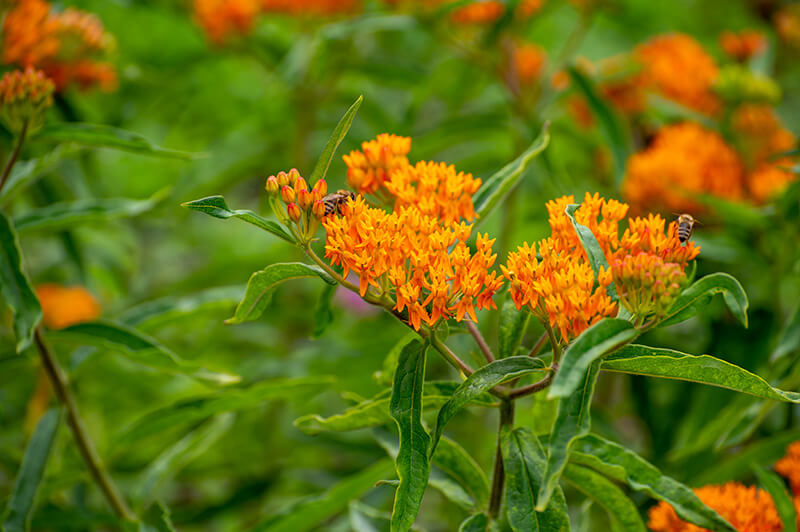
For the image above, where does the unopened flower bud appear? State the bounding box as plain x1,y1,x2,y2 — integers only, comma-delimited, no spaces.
265,175,279,194
294,177,308,192
288,168,301,186
277,171,290,187
313,179,328,196
287,202,301,222
281,185,296,204
297,188,312,209
0,67,54,135
312,200,326,220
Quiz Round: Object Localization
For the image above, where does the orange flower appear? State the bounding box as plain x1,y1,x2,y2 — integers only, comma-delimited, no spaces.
343,134,412,196
775,5,800,49
546,192,629,260
776,441,800,495
193,0,260,43
2,0,116,92
720,30,766,62
635,33,721,115
0,67,54,134
36,284,101,330
451,0,544,24
510,42,547,86
615,214,700,268
623,122,745,214
385,160,482,224
748,162,797,204
322,197,501,330
648,482,785,532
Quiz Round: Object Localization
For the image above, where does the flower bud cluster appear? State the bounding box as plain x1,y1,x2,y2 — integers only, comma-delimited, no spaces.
0,68,54,134
611,253,686,318
265,169,329,242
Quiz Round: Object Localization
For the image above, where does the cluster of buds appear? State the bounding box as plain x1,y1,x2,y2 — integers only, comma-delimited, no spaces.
0,67,54,135
611,253,687,319
265,169,331,243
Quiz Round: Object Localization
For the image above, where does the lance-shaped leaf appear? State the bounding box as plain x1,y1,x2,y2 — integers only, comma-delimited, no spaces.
50,321,239,385
2,408,61,532
601,345,800,402
567,67,630,187
538,362,600,511
374,332,421,386
0,146,75,204
458,513,489,532
310,95,363,183
226,263,335,324
570,433,734,531
549,319,637,399
502,427,570,532
295,381,496,435
35,123,199,159
658,273,748,328
253,458,394,532
430,356,546,456
772,304,800,363
119,285,244,327
562,464,645,532
181,195,296,244
473,123,550,222
117,376,332,446
14,194,164,232
564,203,618,301
499,298,530,358
389,339,430,532
752,466,797,532
0,210,41,352
434,436,490,511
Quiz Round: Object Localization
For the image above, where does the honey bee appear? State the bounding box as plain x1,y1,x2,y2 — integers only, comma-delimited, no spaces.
676,213,696,243
322,190,356,216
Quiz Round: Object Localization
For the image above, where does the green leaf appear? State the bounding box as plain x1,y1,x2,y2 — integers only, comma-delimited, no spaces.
499,298,529,358
374,332,421,386
659,273,748,328
389,339,430,532
772,304,800,363
601,344,800,402
549,319,637,399
0,210,41,352
117,376,333,446
50,321,239,385
433,436,490,511
133,414,234,508
181,195,296,244
2,408,61,532
253,459,394,532
562,464,645,532
567,66,630,186
0,146,75,204
564,203,618,301
458,513,489,532
138,502,177,532
310,95,363,183
430,356,546,455
501,427,570,532
119,285,244,327
312,283,337,338
35,123,199,159
752,466,797,532
226,262,335,324
538,362,600,511
473,123,550,223
570,433,735,531
14,193,164,232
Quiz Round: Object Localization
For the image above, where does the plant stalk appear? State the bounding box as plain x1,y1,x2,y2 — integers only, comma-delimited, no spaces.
0,120,28,195
488,399,514,519
34,328,136,522
467,321,495,363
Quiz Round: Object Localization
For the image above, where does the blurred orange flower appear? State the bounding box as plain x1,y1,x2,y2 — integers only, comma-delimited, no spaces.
343,133,412,196
720,30,766,62
509,42,547,86
648,482,788,532
0,67,54,133
775,5,800,49
776,441,800,495
193,0,261,43
36,284,101,330
2,0,116,92
451,0,544,24
623,122,745,214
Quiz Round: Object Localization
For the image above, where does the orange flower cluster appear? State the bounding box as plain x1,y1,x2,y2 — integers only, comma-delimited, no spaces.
775,5,800,49
451,0,544,24
635,34,721,115
0,67,54,134
385,161,482,224
623,122,745,214
36,284,100,330
720,30,766,62
322,196,501,329
648,482,789,532
343,134,412,196
2,0,116,92
776,441,800,495
509,42,547,86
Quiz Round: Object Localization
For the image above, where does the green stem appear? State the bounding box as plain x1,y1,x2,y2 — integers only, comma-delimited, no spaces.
488,399,514,519
527,332,548,358
34,328,136,522
0,120,28,195
545,322,562,365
